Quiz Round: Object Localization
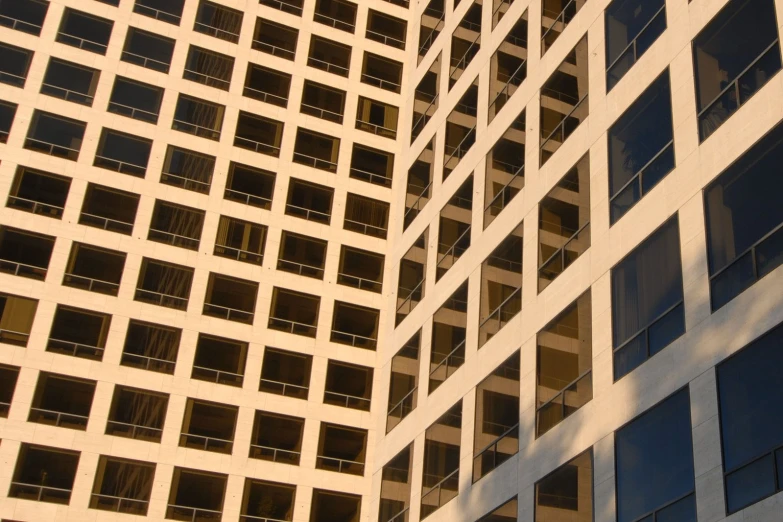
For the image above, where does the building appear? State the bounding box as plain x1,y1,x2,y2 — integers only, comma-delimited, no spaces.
0,0,782,520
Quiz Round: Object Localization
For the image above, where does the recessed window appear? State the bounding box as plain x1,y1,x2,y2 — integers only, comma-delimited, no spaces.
0,293,38,347
541,0,582,55
106,385,168,442
331,302,379,350
203,272,258,324
234,111,284,157
193,0,242,43
404,144,434,229
183,46,234,91
56,8,113,55
301,81,346,123
412,57,440,143
314,0,357,32
278,231,327,279
90,456,155,516
122,27,175,73
608,70,674,224
192,334,248,387
396,230,428,325
612,216,683,380
605,0,666,90
28,372,95,430
108,76,163,123
717,321,783,513
362,53,403,93
443,83,478,177
134,257,194,310
25,110,86,161
47,305,110,361
0,100,16,143
386,332,420,432
244,63,291,107
166,468,227,521
180,398,238,454
418,0,445,61
356,97,398,139
214,215,267,266
9,444,80,505
615,388,695,522
0,364,20,418
0,0,49,36
484,109,526,228
148,200,205,251
324,360,373,411
79,183,139,235
449,4,481,87
310,490,361,522
478,223,523,347
260,0,303,16
249,411,305,465
268,287,320,337
225,162,276,209
293,128,340,172
704,119,783,311
429,282,469,393
7,165,70,219
308,35,351,77
0,42,33,88
161,146,214,194
252,18,298,60
286,178,333,224
41,58,99,106
479,498,518,521
316,423,367,475
366,10,406,49
172,94,225,141
120,320,180,374
260,347,312,399
379,445,413,521
338,245,384,293
535,449,593,520
94,128,152,177
489,16,528,122
0,225,55,281
421,400,462,518
134,0,184,25
63,242,126,296
241,479,296,522
350,144,393,187
344,193,389,239
436,176,473,280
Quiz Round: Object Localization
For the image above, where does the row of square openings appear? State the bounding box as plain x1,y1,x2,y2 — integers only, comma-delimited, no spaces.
5,440,362,521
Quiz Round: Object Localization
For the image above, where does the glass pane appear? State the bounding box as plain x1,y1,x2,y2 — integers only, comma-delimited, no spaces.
613,333,646,381
756,226,783,278
648,303,684,357
725,455,775,513
655,493,695,522
710,251,755,311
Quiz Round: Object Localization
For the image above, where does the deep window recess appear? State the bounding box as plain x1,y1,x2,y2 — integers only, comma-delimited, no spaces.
331,302,379,350
436,175,473,281
538,154,590,291
166,468,227,521
310,490,361,522
172,94,225,141
387,332,421,432
478,223,523,347
429,282,469,393
122,27,175,73
107,77,162,123
356,97,399,139
106,385,168,442
194,0,243,43
240,479,296,522
148,200,205,251
704,119,783,311
308,35,351,77
421,400,462,519
489,16,528,122
379,445,413,521
301,81,346,123
324,360,373,411
293,128,340,172
539,36,589,167
396,230,428,325
350,143,394,187
79,184,139,235
362,53,403,93
183,46,234,91
404,143,435,229
225,162,276,210
418,0,445,63
90,456,155,515
0,293,37,347
484,109,526,228
0,0,49,36
0,364,20,417
314,0,357,33
134,0,185,25
448,4,482,88
268,287,320,337
244,63,291,107
338,245,384,293
249,411,305,465
0,43,33,88
179,399,238,454
260,0,303,16
63,242,126,296
56,8,113,55
473,352,520,482
192,334,248,387
717,321,783,513
7,166,70,219
9,444,80,505
411,56,440,143
25,110,85,161
693,0,781,141
608,70,674,224
316,423,368,475
615,388,696,522
286,179,333,224
536,291,592,437
252,18,298,61
202,273,258,324
134,257,194,310
612,216,683,380
277,231,327,279
235,111,284,157
161,146,214,194
443,83,478,177
535,449,593,520
214,215,267,266
41,58,98,106
541,0,584,56
94,128,152,177
366,10,406,50
0,100,16,143
47,305,110,361
605,0,666,90
259,347,312,399
121,320,180,374
28,372,95,430
0,226,55,281
344,193,389,239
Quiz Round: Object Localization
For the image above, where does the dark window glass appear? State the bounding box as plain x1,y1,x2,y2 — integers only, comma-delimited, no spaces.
161,146,215,194
608,70,674,224
244,63,291,107
615,388,695,522
194,0,243,43
134,258,194,310
0,42,33,88
108,77,163,123
9,444,80,505
0,0,50,36
79,184,139,235
90,456,155,515
25,111,85,161
535,450,592,519
234,112,284,156
308,35,351,77
704,114,783,311
134,0,184,25
694,0,781,141
94,128,152,177
252,18,298,61
56,8,113,55
717,321,783,513
605,0,666,90
172,95,225,140
122,27,175,73
0,100,16,143
225,162,276,210
7,166,70,218
183,46,234,91
612,216,684,380
41,58,99,106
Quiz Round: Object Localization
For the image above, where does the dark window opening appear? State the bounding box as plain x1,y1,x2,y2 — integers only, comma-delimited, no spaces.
25,110,85,161
331,301,380,350
134,0,184,25
314,0,357,32
324,360,373,411
172,94,225,141
47,305,110,361
194,0,243,43
277,231,327,279
396,230,428,325
311,490,361,522
484,109,526,228
404,145,434,229
183,45,234,91
166,468,227,521
90,456,155,516
9,444,79,505
122,27,175,73
7,165,70,219
350,143,394,187
421,400,462,518
605,0,666,90
203,273,258,324
120,320,180,374
56,8,113,55
62,242,126,296
366,10,406,50
161,145,215,194
107,76,162,123
259,348,312,399
489,17,528,121
28,372,95,430
268,287,320,337
252,18,298,60
134,257,194,310
308,36,351,77
41,57,99,106
94,128,152,177
429,282,469,393
293,127,340,172
192,334,248,387
244,63,291,107
0,364,20,417
214,215,267,266
535,450,593,518
345,193,389,239
356,96,398,139
0,226,54,281
79,184,139,235
436,175,473,280
106,386,168,442
0,293,37,347
241,479,296,522
148,200,205,251
0,100,16,143
249,411,304,465
179,399,238,454
234,111,284,157
362,53,403,93
0,43,33,88
387,332,420,433
316,423,367,475
286,178,333,224
338,246,384,293
478,223,523,347
225,162,276,210
0,0,49,36
300,81,346,123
